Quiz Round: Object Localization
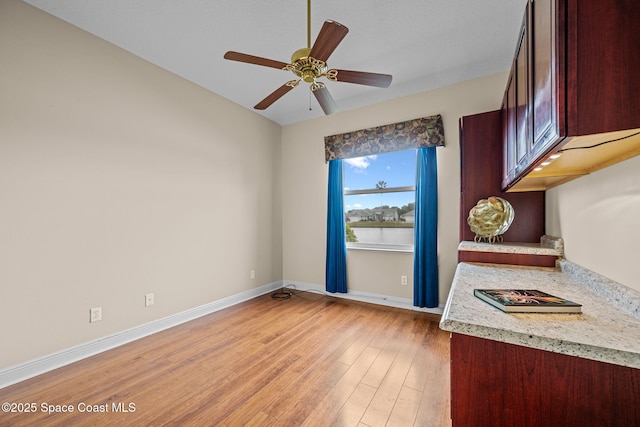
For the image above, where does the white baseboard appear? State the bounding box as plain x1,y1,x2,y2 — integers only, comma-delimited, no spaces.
283,280,445,314
0,281,283,389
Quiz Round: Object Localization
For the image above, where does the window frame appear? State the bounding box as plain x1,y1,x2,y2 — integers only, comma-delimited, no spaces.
343,159,416,253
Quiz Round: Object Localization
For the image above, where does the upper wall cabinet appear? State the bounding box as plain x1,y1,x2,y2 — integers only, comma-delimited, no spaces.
502,0,640,192
501,6,529,189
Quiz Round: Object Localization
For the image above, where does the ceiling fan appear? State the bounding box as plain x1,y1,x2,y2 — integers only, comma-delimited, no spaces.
223,0,392,115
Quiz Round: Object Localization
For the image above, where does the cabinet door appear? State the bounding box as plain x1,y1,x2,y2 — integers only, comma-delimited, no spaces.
450,333,640,426
530,0,564,160
514,7,530,174
501,69,517,189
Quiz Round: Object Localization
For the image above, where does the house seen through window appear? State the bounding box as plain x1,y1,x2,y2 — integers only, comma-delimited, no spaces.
343,149,416,251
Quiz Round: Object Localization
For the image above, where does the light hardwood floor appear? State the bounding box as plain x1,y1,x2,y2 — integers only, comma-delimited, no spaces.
0,290,451,426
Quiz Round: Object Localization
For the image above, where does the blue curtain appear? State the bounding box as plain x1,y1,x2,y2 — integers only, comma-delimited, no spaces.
326,159,347,293
413,146,438,308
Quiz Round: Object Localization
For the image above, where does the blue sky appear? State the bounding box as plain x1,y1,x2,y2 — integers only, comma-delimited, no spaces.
343,150,416,211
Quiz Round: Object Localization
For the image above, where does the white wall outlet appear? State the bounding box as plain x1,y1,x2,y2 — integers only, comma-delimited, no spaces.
90,306,102,323
401,275,408,286
145,293,154,307
250,270,255,280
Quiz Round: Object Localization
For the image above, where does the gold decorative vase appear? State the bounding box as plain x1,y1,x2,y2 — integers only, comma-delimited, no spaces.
467,196,514,243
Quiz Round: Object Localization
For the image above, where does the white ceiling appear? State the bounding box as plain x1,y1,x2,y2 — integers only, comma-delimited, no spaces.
23,0,527,126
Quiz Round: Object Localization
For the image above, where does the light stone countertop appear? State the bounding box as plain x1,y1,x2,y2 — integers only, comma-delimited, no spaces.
458,235,564,256
439,261,640,369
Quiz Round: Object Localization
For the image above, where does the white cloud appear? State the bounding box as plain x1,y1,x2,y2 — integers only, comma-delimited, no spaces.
344,155,377,171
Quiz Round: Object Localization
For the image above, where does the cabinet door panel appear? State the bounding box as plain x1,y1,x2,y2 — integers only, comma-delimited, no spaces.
502,69,517,189
531,0,564,159
450,333,640,426
514,8,529,172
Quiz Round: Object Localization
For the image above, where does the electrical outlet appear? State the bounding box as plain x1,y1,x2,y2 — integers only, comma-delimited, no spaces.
401,275,408,286
250,270,255,280
145,293,154,307
90,307,102,323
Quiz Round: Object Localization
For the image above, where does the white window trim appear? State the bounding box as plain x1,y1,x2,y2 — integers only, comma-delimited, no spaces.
346,243,414,253
344,185,415,196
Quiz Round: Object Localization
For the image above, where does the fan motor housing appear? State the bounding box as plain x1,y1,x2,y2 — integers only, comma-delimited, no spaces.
288,48,328,82
291,48,311,63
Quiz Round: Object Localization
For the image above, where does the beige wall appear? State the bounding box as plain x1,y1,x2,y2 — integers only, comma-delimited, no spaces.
281,73,507,304
0,0,282,369
546,155,640,292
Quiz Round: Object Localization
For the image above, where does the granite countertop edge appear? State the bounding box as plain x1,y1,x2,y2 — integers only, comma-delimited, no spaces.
458,236,564,256
439,318,637,368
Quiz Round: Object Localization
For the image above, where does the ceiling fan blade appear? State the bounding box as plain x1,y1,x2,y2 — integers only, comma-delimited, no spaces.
309,20,349,62
311,83,339,115
254,80,300,110
329,69,392,88
224,51,289,70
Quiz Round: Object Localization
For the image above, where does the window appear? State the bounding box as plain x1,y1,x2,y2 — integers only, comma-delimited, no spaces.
343,149,416,251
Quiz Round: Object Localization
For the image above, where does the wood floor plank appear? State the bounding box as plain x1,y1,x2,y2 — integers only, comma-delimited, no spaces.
414,354,451,427
405,321,445,392
386,385,422,426
300,346,381,426
359,318,423,427
215,305,366,425
414,322,452,427
360,309,416,390
331,382,377,427
256,301,373,426
0,291,450,427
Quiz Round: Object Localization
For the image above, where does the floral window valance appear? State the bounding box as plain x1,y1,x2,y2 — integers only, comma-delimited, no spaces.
324,114,445,162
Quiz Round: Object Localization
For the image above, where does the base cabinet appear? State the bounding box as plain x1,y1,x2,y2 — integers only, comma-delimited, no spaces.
450,333,640,427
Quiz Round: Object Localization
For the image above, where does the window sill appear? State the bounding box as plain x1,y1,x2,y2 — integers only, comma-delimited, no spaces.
347,244,414,254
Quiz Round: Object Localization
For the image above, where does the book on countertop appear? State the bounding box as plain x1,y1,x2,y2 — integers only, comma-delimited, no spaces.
473,289,582,313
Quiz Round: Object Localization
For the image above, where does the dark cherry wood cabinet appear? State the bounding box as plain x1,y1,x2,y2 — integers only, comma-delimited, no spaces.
459,110,544,243
530,0,564,161
514,6,530,179
502,0,640,191
501,69,516,188
457,250,558,268
450,333,640,427
454,3,640,422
